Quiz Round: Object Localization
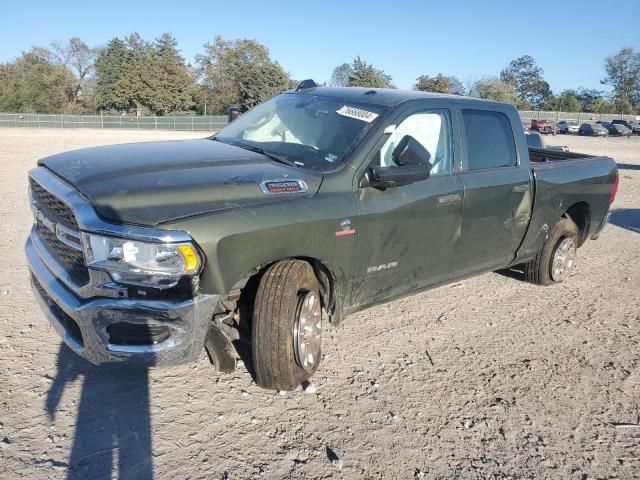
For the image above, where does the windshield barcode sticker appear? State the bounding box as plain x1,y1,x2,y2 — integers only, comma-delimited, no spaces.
336,106,379,123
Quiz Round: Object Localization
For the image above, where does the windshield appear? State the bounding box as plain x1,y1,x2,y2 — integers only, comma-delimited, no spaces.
215,93,388,171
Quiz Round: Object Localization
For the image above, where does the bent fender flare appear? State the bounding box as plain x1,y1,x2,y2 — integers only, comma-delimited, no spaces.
204,326,237,373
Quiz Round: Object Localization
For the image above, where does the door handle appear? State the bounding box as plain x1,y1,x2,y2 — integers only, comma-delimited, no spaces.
512,184,530,193
437,194,462,205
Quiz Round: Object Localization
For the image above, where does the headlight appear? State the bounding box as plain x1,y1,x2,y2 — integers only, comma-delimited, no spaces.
81,233,202,288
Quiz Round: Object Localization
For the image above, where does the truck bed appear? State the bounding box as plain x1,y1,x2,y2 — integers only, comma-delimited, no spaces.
514,148,618,264
528,147,595,162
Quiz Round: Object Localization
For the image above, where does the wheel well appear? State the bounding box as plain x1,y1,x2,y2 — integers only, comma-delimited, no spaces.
229,257,339,338
563,202,591,246
300,257,337,314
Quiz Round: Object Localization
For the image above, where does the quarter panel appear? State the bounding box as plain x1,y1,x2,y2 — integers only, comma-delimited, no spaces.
515,157,617,262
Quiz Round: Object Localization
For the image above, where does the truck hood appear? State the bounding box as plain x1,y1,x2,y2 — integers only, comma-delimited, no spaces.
39,139,323,226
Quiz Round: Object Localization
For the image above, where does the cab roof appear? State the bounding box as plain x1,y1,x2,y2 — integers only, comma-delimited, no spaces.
284,86,510,109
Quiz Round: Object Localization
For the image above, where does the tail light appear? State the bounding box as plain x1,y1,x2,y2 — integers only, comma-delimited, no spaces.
609,172,619,205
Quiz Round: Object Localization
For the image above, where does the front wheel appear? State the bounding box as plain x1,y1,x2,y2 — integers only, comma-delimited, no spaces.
252,260,322,390
524,218,578,285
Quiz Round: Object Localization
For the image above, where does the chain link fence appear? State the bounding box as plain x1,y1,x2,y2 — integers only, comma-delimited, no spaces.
0,113,228,131
0,111,637,132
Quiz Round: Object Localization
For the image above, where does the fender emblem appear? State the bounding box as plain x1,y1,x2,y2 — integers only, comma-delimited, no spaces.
260,179,308,195
336,218,356,236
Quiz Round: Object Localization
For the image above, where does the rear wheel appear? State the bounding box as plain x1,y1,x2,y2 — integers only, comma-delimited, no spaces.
524,218,578,285
252,260,322,391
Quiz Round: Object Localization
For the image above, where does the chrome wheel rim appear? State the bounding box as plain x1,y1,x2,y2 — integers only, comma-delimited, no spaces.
551,237,577,282
294,291,322,372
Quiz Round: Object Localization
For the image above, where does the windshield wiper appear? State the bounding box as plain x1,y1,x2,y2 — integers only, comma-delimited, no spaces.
233,143,301,168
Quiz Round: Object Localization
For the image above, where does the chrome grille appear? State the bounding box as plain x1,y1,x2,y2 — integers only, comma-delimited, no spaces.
30,177,90,285
29,177,79,230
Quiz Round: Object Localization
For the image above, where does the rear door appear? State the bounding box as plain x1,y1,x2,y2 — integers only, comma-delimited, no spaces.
452,107,533,276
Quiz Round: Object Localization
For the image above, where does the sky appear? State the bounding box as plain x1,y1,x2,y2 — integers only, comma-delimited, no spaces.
1,0,639,94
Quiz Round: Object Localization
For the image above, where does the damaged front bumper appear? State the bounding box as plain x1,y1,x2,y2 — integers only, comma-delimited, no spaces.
27,231,222,366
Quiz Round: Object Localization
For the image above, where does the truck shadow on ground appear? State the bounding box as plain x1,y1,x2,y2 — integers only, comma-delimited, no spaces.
46,344,153,480
497,209,640,281
494,265,525,281
609,209,640,234
616,163,640,171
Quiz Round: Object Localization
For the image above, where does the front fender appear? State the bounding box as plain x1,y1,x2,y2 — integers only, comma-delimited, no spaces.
165,191,358,309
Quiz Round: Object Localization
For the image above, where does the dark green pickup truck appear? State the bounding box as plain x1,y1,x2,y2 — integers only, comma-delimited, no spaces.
26,85,618,390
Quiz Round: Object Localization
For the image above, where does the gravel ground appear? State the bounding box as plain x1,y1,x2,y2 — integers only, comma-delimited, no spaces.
0,129,639,479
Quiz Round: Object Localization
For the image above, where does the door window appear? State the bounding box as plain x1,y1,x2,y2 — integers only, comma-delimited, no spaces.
375,109,452,175
462,109,517,170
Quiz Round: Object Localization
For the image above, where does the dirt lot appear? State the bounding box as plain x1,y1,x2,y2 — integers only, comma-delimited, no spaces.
1,129,639,479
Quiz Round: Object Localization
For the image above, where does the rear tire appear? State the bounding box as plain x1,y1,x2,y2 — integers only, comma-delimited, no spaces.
524,218,578,286
252,260,322,391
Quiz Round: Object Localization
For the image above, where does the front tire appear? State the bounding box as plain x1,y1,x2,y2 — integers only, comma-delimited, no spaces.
252,260,322,391
524,218,578,286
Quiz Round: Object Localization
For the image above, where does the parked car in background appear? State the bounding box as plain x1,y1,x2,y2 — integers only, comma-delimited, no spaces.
611,119,640,135
606,123,632,137
557,120,579,134
579,123,608,137
525,131,569,151
531,118,556,135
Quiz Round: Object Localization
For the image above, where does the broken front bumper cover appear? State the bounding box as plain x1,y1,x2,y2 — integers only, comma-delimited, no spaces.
27,232,221,366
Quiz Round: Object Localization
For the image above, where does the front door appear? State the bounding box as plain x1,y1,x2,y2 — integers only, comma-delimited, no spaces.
351,107,463,308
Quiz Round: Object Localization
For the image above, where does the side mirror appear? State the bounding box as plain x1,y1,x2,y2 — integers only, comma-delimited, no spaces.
227,106,240,123
365,164,430,189
360,135,432,189
392,135,431,167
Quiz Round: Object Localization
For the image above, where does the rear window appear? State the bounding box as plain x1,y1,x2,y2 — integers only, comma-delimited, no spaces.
462,110,517,170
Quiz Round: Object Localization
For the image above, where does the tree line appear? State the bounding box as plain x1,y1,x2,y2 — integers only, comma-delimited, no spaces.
1,33,639,116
